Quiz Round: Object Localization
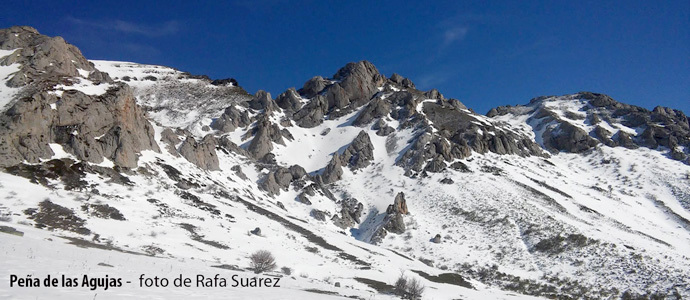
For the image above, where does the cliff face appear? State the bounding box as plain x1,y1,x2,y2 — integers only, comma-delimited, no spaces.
0,26,158,168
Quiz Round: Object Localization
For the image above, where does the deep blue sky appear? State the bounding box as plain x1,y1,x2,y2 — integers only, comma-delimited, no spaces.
3,1,688,114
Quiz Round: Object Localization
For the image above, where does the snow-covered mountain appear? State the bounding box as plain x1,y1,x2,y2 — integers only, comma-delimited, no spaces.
1,26,688,300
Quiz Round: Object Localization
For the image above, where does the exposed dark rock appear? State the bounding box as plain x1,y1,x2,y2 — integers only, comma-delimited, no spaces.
289,165,307,179
392,192,409,215
247,90,280,113
432,234,442,244
211,105,252,133
440,178,454,184
217,136,250,157
320,153,343,184
593,126,616,147
325,83,350,110
231,165,248,180
299,76,327,98
210,78,238,87
383,212,405,234
449,161,471,172
178,134,219,170
297,193,312,205
544,122,599,153
259,165,305,196
372,119,395,136
247,115,285,159
372,192,409,240
293,95,328,128
0,26,111,87
332,198,363,229
331,61,386,108
353,97,392,126
0,84,159,168
251,227,261,236
311,209,327,221
275,88,302,111
341,131,375,169
424,156,446,173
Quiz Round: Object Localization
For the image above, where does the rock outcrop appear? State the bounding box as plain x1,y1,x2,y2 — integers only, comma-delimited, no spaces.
488,92,690,162
340,131,374,170
247,115,287,159
332,198,364,229
0,84,159,168
211,105,252,133
178,134,220,170
0,26,111,87
370,192,409,244
0,27,158,168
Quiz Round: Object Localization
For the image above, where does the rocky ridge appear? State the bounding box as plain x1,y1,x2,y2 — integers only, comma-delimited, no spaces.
1,26,689,299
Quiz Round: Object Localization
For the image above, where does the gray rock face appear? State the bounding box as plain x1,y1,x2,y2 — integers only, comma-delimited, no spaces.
371,192,409,243
389,73,415,89
178,135,220,170
0,84,159,168
320,153,343,184
247,115,286,159
275,88,302,111
299,76,327,98
259,164,308,196
231,165,248,180
332,198,363,229
297,193,312,205
217,136,250,157
488,92,690,162
211,105,252,133
325,83,349,110
293,95,328,128
544,122,599,153
311,209,327,221
0,26,111,87
247,90,280,113
391,192,409,215
0,28,159,169
160,128,182,156
341,131,374,169
353,97,392,126
432,234,442,243
332,61,386,107
373,119,395,136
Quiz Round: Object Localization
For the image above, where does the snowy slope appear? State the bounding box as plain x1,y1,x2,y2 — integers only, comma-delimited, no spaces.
91,60,252,135
1,27,689,299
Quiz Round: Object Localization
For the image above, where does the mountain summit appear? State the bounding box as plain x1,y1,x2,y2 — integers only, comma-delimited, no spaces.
1,26,689,299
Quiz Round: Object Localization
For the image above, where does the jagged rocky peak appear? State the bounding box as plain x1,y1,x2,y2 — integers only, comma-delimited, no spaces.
488,92,690,163
0,27,159,168
0,26,111,87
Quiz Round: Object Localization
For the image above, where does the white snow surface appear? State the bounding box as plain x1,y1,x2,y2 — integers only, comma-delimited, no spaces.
0,49,22,111
1,60,689,299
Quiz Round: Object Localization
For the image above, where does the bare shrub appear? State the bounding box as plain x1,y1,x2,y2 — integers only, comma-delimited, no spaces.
394,272,425,299
249,250,276,273
394,272,408,296
406,277,425,299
